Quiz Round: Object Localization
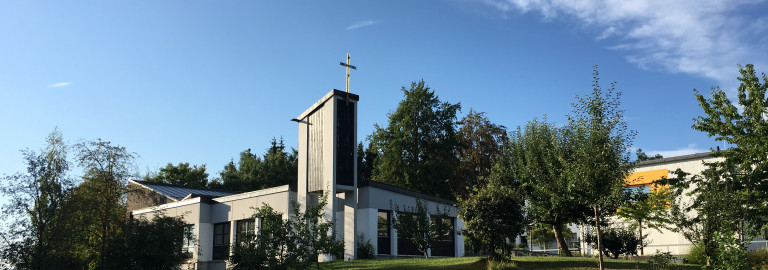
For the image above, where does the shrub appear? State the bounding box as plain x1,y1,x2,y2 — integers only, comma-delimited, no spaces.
585,225,645,259
749,248,768,269
229,197,344,270
356,233,376,259
712,231,747,270
648,250,674,270
684,246,707,265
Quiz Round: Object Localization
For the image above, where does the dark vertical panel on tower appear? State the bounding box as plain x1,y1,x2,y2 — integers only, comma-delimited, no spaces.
336,100,355,186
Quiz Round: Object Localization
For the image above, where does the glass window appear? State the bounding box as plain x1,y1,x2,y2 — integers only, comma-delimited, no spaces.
430,216,454,241
377,211,389,237
625,185,651,194
182,224,195,254
213,222,230,260
236,219,255,244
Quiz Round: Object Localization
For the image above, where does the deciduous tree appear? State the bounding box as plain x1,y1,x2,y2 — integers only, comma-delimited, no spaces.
568,66,635,269
616,186,670,255
457,180,524,259
692,64,768,234
67,139,136,268
105,215,193,270
661,64,768,267
0,129,73,270
509,119,590,257
454,109,507,197
391,199,451,258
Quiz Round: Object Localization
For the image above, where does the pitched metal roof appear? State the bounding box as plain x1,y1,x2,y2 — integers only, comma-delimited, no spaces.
130,180,239,201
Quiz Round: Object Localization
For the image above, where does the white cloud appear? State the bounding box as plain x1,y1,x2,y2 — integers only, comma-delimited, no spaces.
647,144,709,157
48,82,72,88
483,0,768,88
345,20,378,30
596,26,616,40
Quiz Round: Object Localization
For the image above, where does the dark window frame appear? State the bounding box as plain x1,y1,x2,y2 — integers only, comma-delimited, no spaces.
212,222,230,260
377,210,391,254
182,224,195,254
235,219,255,244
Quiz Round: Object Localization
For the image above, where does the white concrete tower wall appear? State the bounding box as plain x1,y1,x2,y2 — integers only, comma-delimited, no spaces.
295,90,359,261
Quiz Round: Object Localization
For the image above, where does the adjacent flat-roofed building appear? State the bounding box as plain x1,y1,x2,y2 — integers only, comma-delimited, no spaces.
578,151,724,256
128,90,465,270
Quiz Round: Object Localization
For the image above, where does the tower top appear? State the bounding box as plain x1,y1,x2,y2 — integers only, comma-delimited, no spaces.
295,89,359,122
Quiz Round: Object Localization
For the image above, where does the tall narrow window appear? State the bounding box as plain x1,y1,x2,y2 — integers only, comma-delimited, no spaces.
235,219,255,244
336,101,355,186
213,222,230,260
182,224,195,254
377,210,391,254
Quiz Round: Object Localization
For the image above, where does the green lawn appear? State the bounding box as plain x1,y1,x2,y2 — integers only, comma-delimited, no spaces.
321,257,485,270
320,256,705,270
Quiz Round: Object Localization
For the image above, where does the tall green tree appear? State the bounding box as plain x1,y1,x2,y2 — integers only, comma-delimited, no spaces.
568,66,635,269
2,134,197,270
370,80,461,198
0,129,73,270
356,141,377,182
509,119,591,257
454,109,508,197
144,162,209,188
104,215,193,270
220,138,298,192
65,139,136,269
457,179,524,259
662,64,768,267
692,64,768,234
665,169,730,266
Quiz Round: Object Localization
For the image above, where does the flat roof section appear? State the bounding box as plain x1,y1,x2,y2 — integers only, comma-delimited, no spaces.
130,180,240,201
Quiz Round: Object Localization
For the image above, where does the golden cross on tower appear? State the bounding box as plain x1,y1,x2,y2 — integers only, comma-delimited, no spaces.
339,53,357,93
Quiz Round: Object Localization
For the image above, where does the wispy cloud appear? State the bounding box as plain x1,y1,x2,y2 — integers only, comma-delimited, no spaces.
647,144,709,157
48,82,72,88
483,0,768,88
345,20,378,30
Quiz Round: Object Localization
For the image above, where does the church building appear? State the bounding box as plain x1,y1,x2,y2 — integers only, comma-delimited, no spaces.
128,90,465,270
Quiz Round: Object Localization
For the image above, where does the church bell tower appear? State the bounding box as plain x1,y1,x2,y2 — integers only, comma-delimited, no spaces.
294,89,358,261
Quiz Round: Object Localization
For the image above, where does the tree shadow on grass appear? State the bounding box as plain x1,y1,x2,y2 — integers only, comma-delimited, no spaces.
321,258,486,270
513,258,704,270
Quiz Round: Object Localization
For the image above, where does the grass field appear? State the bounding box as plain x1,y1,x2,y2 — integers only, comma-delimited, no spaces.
320,256,706,270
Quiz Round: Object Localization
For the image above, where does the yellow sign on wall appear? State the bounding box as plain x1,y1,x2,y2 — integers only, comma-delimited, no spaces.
625,169,668,191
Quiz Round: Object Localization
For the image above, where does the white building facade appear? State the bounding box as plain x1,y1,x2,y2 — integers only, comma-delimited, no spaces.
579,152,724,256
129,90,464,270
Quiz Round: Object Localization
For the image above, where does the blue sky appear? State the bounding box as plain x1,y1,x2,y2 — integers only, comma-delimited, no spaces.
2,0,767,179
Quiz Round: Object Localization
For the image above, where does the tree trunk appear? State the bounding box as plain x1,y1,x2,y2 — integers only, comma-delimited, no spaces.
552,223,573,257
594,205,604,270
638,219,644,256
528,225,533,252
